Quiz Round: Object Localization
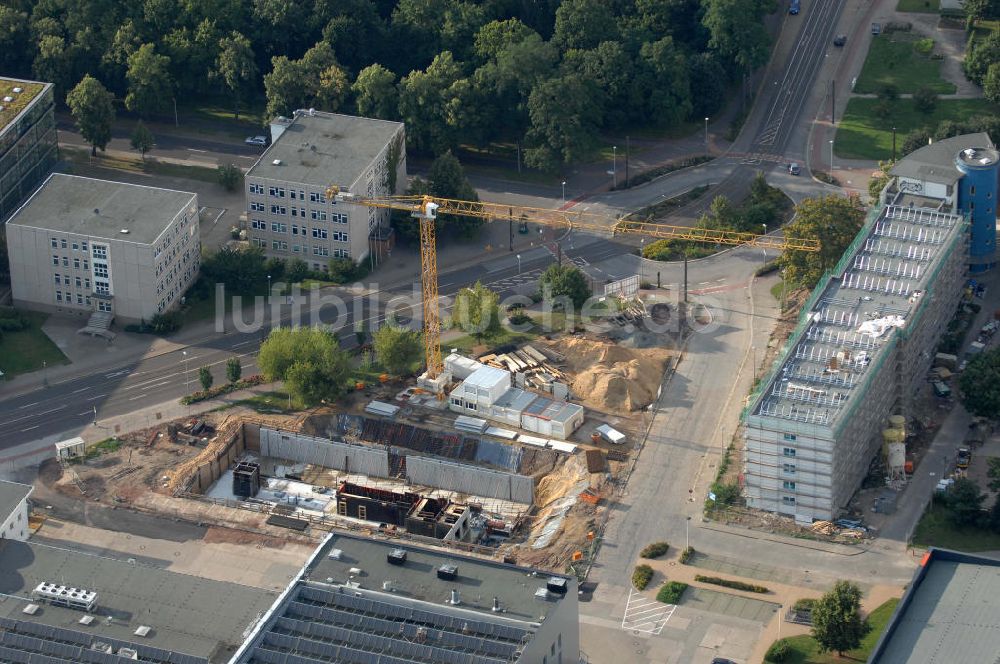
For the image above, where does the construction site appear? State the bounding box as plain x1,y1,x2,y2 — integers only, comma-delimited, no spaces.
44,329,675,573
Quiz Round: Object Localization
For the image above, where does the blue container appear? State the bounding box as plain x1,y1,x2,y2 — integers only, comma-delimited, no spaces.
956,147,999,272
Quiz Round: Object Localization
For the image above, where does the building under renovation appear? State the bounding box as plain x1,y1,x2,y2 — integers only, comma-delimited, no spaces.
335,481,473,541
742,142,977,522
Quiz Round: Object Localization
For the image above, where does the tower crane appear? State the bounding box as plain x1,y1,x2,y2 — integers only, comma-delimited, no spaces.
324,187,820,384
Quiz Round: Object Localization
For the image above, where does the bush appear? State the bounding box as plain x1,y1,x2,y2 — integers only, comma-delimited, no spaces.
508,311,532,326
656,581,688,604
639,542,670,559
128,311,182,335
694,575,769,593
764,638,791,662
217,163,243,191
913,38,934,56
793,597,817,612
756,260,780,277
707,481,741,507
180,374,265,405
679,546,696,564
632,564,654,591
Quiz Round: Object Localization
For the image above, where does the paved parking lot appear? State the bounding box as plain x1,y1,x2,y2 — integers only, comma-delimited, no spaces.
684,587,782,623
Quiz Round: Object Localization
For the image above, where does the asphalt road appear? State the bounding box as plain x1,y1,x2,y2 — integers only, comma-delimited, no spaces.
0,236,631,448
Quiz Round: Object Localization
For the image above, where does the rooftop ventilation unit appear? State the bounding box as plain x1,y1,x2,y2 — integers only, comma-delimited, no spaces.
2,96,12,103
348,567,363,576
92,642,113,654
118,648,139,660
437,564,458,581
272,159,283,166
134,625,151,637
492,596,502,612
449,589,461,605
22,604,39,615
387,549,407,566
546,577,568,595
382,580,394,591
534,587,550,600
120,229,130,234
32,582,97,612
79,615,95,625
328,548,343,560
12,87,22,93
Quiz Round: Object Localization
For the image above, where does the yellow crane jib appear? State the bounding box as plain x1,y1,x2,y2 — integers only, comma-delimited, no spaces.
324,188,820,383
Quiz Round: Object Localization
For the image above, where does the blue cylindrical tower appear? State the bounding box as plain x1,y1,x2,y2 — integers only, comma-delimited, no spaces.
956,146,999,273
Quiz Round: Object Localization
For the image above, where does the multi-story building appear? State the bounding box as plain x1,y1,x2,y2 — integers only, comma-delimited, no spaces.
245,109,406,271
0,77,57,222
5,173,200,323
0,479,32,541
740,137,990,522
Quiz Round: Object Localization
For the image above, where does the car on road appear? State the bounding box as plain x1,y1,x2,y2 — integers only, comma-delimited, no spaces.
833,34,847,47
788,162,801,175
789,0,800,14
957,447,971,469
711,659,738,664
245,135,268,146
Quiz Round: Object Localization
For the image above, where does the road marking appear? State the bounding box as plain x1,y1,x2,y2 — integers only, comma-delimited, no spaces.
72,387,89,394
77,410,94,416
85,393,107,401
128,393,148,401
621,587,675,635
230,339,255,348
18,402,39,409
20,426,39,432
189,148,207,153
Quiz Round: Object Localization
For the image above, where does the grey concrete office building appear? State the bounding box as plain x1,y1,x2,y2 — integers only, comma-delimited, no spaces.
742,197,968,523
5,173,200,323
245,109,406,270
0,76,57,222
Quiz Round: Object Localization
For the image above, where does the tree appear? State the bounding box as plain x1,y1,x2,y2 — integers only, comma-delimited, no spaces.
473,18,535,61
398,51,465,154
452,281,502,342
394,151,482,243
811,580,870,656
778,194,865,288
540,264,592,310
963,0,1000,20
352,64,398,120
125,43,173,117
213,31,256,118
913,86,937,114
959,348,1000,418
258,326,350,406
285,258,310,283
944,477,986,526
552,0,617,51
525,75,603,170
985,63,1000,105
33,35,76,100
264,41,349,119
130,121,154,160
226,357,242,383
66,75,115,157
637,36,692,128
372,324,423,375
217,163,243,191
198,366,214,390
901,128,932,156
963,31,1000,86
0,6,30,78
201,246,267,295
868,161,894,203
988,456,1000,493
702,0,774,73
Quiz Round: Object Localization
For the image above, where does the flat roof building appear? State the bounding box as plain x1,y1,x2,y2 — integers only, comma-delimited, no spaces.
5,173,200,323
234,531,580,664
0,76,56,222
868,548,1000,664
0,539,278,663
742,197,968,522
0,479,32,541
245,109,405,271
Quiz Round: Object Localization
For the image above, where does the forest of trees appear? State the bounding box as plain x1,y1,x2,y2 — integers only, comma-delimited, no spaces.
0,0,776,169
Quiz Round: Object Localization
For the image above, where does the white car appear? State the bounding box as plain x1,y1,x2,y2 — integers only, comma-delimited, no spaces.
245,135,267,146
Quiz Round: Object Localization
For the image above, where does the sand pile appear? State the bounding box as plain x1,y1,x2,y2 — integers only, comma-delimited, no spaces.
553,338,670,414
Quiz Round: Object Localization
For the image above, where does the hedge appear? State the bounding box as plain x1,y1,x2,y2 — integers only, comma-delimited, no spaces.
792,597,816,612
694,575,769,593
632,564,654,591
180,374,266,405
656,581,688,604
639,542,670,559
764,638,791,662
679,546,696,564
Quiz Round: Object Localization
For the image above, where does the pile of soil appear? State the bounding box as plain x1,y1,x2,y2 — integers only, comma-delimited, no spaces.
555,338,670,414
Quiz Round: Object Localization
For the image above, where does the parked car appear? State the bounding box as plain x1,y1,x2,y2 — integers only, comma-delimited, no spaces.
788,162,801,175
957,447,971,469
245,135,268,146
789,0,800,14
833,34,847,47
871,22,882,35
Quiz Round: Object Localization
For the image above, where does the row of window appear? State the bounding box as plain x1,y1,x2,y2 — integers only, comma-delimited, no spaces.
51,255,90,270
53,273,91,290
250,220,349,242
262,205,347,223
50,238,89,252
250,183,332,204
249,238,350,258
55,290,92,307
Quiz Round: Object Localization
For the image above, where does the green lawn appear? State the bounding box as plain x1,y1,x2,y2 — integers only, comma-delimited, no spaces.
60,146,222,184
855,33,955,94
895,0,939,12
765,598,900,663
912,502,1000,551
235,390,306,414
444,328,539,355
836,98,1000,160
0,310,70,378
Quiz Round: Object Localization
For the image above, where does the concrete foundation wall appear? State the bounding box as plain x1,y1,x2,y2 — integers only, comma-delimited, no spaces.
259,428,389,477
405,456,534,504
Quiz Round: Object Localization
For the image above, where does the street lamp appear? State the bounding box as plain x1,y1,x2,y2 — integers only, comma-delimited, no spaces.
612,146,617,188
182,350,190,389
516,254,521,275
561,181,566,203
829,139,835,172
686,516,691,550
42,360,47,387
267,274,272,297
704,117,709,152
